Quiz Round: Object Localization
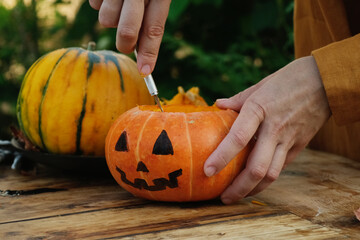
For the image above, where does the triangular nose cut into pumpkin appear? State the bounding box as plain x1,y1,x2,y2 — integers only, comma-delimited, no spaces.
136,161,149,172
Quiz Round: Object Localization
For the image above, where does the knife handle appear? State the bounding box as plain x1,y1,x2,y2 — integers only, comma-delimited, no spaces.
134,49,158,96
143,74,159,96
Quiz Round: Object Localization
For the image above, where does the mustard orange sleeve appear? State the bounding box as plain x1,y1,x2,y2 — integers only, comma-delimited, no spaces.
312,34,360,125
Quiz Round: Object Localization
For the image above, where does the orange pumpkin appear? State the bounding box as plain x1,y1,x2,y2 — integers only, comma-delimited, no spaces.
105,87,251,202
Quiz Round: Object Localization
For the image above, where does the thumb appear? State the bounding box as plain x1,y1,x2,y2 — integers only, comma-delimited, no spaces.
216,85,258,111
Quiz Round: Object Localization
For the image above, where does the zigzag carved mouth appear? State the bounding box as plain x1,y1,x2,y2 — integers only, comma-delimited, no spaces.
116,166,183,191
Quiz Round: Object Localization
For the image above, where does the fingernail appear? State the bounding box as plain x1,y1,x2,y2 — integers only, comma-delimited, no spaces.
216,98,227,103
205,166,217,177
221,198,233,205
140,64,151,77
215,98,229,107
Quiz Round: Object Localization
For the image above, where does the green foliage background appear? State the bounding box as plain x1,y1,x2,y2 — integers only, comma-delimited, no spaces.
0,0,294,139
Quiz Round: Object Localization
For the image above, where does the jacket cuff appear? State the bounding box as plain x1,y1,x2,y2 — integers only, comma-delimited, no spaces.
312,34,360,125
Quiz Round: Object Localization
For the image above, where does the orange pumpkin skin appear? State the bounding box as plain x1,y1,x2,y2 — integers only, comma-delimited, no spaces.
105,105,251,202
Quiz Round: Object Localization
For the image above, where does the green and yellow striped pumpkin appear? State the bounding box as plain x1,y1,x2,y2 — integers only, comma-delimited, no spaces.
17,45,153,156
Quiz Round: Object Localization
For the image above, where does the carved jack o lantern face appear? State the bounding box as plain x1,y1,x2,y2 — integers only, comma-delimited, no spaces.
114,130,183,191
105,106,250,202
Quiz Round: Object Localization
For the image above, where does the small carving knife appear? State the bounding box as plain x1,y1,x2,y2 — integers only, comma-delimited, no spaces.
134,49,164,112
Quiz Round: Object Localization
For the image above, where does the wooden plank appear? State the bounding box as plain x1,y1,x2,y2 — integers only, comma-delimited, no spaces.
1,148,359,239
0,166,149,223
256,148,360,238
120,213,343,240
0,201,280,239
0,184,147,223
0,166,113,190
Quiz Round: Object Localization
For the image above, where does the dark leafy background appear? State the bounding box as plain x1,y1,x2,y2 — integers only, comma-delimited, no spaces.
0,0,294,139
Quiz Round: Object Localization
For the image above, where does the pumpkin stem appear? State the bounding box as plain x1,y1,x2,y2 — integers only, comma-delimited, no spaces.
87,42,96,51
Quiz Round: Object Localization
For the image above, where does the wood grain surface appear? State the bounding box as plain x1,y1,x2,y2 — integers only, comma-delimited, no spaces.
0,148,359,239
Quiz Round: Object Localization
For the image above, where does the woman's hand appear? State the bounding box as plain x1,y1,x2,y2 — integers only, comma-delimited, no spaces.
204,56,331,204
89,0,171,76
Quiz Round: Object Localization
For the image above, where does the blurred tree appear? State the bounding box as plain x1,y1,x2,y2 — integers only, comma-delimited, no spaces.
0,0,294,139
0,0,40,139
156,0,294,102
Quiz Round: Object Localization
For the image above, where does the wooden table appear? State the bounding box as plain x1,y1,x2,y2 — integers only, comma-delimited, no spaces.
1,148,359,239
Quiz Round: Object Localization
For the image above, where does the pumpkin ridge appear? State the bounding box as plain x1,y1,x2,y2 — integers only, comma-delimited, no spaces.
134,112,156,200
17,53,48,143
24,49,68,149
75,48,85,58
214,111,229,131
118,56,134,110
75,51,100,154
183,113,194,201
214,111,238,182
86,51,101,78
135,113,154,199
38,49,72,151
75,93,87,154
103,52,125,92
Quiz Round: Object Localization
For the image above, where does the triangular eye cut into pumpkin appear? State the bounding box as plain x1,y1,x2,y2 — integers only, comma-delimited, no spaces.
152,130,174,155
115,131,128,152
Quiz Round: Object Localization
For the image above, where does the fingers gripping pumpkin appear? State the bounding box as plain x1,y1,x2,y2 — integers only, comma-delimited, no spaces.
105,88,251,202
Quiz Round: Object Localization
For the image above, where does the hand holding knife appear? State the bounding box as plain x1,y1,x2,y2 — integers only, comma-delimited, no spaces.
134,49,164,112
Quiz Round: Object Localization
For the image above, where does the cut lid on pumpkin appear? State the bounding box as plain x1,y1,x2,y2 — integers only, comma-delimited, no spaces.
140,86,222,112
162,86,209,107
139,105,221,113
